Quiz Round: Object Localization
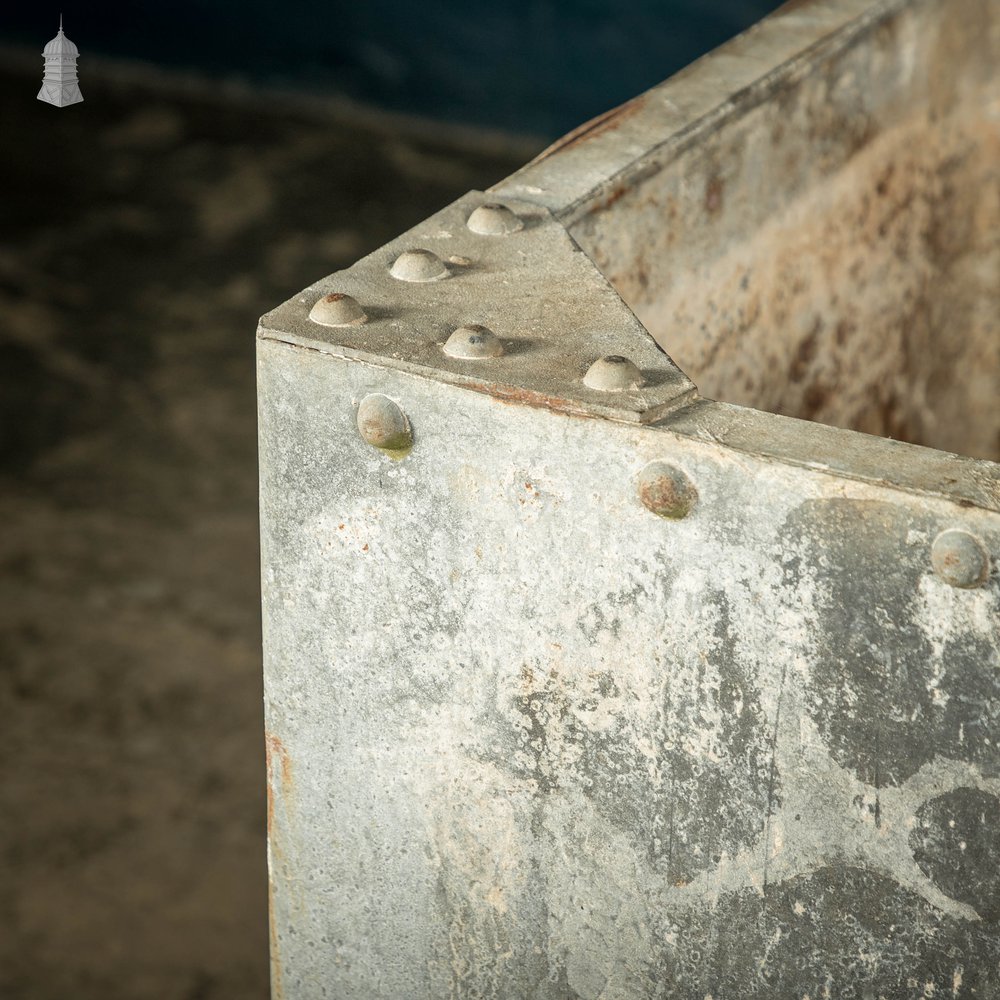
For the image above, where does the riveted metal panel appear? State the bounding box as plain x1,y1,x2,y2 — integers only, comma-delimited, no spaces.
258,0,1000,995
259,337,999,997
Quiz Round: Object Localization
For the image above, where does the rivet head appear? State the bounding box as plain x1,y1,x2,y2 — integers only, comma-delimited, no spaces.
931,529,990,588
389,248,449,282
308,292,366,327
356,394,412,456
444,324,504,359
467,203,524,236
638,462,697,519
583,355,645,391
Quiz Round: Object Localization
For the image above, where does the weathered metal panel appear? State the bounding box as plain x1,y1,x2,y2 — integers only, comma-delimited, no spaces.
258,0,1000,995
259,337,999,997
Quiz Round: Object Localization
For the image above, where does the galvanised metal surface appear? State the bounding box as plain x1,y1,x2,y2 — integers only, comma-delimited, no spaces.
258,0,1000,996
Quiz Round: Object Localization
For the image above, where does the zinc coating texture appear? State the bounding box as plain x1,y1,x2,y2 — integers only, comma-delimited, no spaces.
257,0,1000,995
259,341,999,997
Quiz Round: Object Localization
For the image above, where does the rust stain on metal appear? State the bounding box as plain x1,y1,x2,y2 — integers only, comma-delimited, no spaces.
265,731,293,1000
704,175,725,215
529,94,648,164
595,182,631,214
265,731,293,832
637,461,698,519
463,379,591,418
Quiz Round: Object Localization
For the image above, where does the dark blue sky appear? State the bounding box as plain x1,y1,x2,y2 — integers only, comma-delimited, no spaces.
10,1,782,135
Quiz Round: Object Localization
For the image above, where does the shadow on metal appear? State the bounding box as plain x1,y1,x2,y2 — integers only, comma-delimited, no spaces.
258,0,1000,995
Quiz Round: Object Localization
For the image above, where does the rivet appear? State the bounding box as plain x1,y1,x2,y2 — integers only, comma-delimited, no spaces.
931,529,990,588
308,292,366,327
356,394,412,456
444,324,504,359
467,203,524,236
638,462,697,519
583,355,645,391
389,248,449,282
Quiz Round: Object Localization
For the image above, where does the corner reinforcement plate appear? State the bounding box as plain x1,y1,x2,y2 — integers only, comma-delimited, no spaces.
258,191,696,424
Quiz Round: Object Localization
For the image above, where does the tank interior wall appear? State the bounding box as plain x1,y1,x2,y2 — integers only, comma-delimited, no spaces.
566,0,1000,461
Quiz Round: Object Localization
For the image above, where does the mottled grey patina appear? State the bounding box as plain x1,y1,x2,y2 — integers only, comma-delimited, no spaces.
258,0,1000,996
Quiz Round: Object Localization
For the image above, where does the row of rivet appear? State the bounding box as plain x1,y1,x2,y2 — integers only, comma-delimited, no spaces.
354,395,993,589
306,204,642,392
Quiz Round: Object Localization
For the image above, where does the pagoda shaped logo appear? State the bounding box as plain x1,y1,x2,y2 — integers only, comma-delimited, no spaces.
38,15,83,108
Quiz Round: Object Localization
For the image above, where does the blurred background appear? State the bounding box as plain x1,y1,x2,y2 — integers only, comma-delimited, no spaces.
0,2,779,998
4,1,783,134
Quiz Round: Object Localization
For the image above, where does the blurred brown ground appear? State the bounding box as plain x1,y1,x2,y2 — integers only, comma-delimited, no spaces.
0,60,533,1000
